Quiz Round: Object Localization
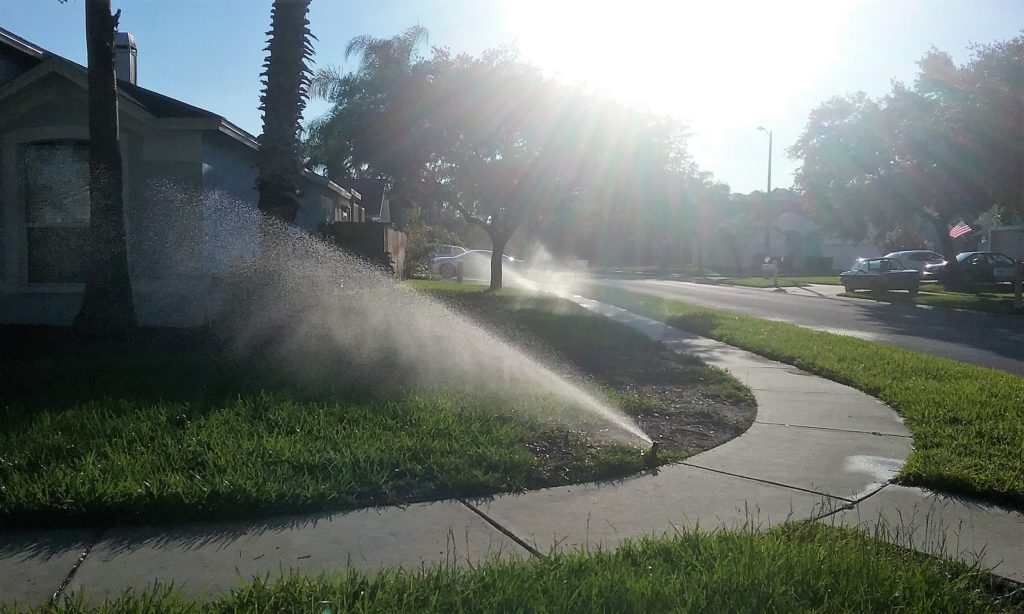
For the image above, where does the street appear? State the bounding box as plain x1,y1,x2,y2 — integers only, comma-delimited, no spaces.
591,278,1024,376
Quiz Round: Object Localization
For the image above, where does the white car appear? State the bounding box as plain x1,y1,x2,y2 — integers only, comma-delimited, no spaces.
429,250,524,279
429,244,468,259
884,250,945,274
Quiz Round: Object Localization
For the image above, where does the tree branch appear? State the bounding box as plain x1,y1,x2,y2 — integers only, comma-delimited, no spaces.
453,200,488,230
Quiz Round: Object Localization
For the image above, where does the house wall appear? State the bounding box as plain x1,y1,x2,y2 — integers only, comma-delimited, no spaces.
0,74,92,324
822,241,879,272
990,226,1024,261
1,70,362,328
198,130,260,277
0,73,212,326
699,212,879,274
296,181,346,231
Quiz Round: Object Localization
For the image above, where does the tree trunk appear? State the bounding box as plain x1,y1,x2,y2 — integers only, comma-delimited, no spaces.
489,232,508,291
75,0,135,334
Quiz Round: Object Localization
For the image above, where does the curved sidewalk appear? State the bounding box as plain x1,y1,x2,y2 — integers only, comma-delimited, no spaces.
2,298,1022,608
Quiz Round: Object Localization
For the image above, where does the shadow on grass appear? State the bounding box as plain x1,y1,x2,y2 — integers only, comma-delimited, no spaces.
1,324,414,414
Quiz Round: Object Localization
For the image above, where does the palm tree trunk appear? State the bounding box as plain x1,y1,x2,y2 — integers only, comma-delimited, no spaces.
257,0,312,225
75,0,135,334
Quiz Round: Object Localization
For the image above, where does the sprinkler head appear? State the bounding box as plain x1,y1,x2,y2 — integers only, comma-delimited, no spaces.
643,441,660,468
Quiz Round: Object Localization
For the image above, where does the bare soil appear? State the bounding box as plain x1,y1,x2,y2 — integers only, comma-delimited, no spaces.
540,341,756,468
437,291,758,473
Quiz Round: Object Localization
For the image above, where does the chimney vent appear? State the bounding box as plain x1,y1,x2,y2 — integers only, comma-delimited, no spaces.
114,32,137,85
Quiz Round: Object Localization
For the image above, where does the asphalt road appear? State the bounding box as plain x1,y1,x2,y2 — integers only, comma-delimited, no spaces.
592,277,1024,376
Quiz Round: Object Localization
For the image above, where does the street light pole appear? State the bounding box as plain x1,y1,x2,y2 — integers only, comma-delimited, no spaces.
757,126,773,258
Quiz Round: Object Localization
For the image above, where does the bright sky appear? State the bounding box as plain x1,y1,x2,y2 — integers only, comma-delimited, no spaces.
2,0,1022,193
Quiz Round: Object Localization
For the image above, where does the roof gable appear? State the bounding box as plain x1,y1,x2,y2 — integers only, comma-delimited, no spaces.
1,27,354,199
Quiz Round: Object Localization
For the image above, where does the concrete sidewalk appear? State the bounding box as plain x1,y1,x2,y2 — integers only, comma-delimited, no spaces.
3,297,1022,608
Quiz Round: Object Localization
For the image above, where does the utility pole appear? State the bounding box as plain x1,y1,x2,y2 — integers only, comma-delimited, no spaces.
757,126,773,255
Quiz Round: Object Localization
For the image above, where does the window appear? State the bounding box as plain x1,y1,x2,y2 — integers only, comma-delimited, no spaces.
21,141,90,283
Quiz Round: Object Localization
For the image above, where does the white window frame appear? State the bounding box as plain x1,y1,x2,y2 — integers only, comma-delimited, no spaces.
1,126,90,293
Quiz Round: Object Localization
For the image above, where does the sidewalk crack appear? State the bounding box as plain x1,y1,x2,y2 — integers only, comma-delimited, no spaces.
754,420,912,438
458,498,545,560
807,482,893,523
51,527,105,607
680,462,855,503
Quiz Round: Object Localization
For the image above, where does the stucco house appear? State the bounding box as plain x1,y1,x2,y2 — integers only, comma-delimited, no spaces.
0,28,365,326
699,190,881,274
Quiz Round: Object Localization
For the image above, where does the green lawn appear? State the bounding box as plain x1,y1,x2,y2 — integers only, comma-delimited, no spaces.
0,287,750,528
18,525,1016,613
719,275,841,288
841,283,1022,314
584,286,1024,508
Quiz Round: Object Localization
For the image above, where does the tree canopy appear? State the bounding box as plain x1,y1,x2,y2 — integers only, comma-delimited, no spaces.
307,28,725,286
789,34,1024,260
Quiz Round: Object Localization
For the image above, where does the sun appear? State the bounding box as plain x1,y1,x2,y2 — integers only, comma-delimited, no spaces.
500,0,861,132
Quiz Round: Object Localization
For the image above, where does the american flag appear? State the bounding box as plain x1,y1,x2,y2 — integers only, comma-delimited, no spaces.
949,222,972,239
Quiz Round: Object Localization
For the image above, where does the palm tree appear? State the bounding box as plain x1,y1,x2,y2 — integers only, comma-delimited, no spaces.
306,27,429,221
74,0,136,334
257,0,314,224
343,26,428,78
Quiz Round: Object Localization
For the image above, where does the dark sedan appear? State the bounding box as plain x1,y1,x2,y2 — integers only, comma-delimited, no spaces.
840,258,920,296
922,252,1018,287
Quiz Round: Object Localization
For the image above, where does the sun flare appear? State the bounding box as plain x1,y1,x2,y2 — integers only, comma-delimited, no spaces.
501,0,861,132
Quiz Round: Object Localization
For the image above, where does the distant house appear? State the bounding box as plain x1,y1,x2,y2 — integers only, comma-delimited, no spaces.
0,28,366,326
699,189,879,274
347,178,390,223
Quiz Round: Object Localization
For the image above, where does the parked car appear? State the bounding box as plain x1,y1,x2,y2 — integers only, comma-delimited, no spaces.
428,243,468,259
429,250,524,279
922,251,1018,286
840,257,920,295
883,250,945,275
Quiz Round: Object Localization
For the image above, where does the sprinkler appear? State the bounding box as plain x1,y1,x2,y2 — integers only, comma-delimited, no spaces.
643,441,660,469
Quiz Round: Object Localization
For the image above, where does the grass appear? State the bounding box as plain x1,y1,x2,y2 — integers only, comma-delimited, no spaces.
0,287,751,527
0,390,540,527
408,282,751,407
12,524,1017,612
718,275,841,287
583,285,1024,508
841,282,1023,314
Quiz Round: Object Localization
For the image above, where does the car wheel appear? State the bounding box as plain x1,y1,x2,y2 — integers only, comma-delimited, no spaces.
907,285,919,298
440,262,457,279
843,284,853,293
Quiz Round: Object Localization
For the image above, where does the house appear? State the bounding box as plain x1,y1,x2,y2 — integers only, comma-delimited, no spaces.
347,178,390,223
698,189,880,274
989,226,1024,261
0,28,366,326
